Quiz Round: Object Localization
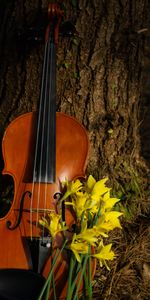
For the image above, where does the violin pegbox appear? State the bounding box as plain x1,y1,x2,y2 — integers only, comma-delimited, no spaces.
48,3,64,18
47,3,64,45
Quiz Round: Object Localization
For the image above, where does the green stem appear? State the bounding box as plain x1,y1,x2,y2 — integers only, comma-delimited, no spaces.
38,249,59,300
68,255,89,298
93,207,101,226
70,249,93,299
83,263,93,300
83,272,89,298
45,274,52,300
73,252,92,300
88,247,92,300
37,240,67,300
66,253,76,300
73,255,89,300
52,272,57,300
69,255,84,293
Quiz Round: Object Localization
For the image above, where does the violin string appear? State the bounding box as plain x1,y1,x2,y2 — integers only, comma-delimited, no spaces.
40,38,53,238
30,40,49,239
35,38,51,238
44,41,55,223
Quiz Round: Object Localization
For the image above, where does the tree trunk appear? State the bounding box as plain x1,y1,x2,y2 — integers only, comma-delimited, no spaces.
0,0,148,179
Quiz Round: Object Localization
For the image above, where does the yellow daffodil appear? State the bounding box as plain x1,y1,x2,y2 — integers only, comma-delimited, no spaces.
68,234,89,262
39,212,68,238
38,174,123,300
96,211,123,233
76,228,98,246
62,176,114,220
93,224,109,237
66,192,99,219
85,175,109,199
91,177,109,201
65,192,88,219
101,190,120,212
61,179,83,201
84,176,110,212
103,211,123,229
84,197,99,214
92,241,115,270
86,175,96,192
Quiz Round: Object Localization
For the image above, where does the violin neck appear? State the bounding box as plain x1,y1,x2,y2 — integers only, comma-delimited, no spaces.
33,30,56,183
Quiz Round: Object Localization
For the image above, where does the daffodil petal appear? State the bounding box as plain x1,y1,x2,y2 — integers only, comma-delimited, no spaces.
87,175,96,191
92,243,115,270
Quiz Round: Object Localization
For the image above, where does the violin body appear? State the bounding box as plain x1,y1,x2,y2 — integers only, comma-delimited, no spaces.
0,4,96,299
0,111,90,298
0,110,89,264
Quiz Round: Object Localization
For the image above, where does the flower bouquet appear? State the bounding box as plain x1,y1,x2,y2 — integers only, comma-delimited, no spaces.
38,175,122,300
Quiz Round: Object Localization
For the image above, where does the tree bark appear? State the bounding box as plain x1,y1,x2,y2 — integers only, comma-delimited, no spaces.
0,0,148,182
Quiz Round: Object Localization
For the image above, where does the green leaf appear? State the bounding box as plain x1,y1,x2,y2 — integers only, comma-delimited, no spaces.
72,38,79,45
123,206,133,220
64,62,69,69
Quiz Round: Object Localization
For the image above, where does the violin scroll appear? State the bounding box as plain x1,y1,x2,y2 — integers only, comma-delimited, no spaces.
46,3,64,44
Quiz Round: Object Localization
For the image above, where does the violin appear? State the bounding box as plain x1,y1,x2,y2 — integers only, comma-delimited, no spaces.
0,3,94,299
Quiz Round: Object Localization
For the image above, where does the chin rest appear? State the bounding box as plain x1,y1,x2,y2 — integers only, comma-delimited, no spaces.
0,269,45,300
